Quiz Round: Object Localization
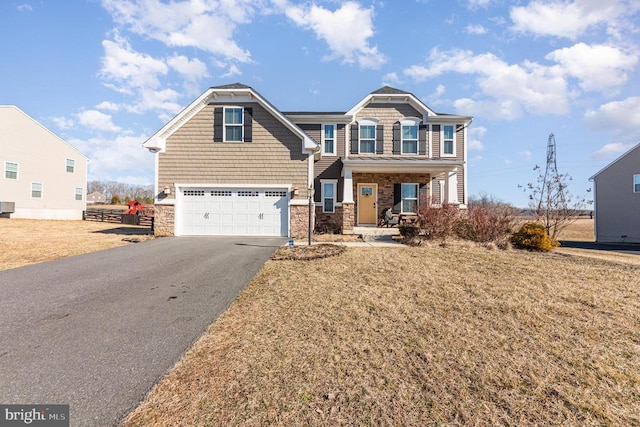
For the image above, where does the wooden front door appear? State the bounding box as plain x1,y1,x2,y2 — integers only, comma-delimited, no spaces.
357,184,377,225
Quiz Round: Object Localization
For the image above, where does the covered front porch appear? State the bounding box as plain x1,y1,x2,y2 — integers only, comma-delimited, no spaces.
341,158,464,231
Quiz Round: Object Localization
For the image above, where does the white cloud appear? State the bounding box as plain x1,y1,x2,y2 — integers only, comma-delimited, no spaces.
167,55,208,81
520,150,532,159
51,116,74,130
510,0,636,39
405,48,568,119
101,0,257,63
546,43,638,92
467,0,492,8
592,142,635,159
68,134,153,183
382,72,401,85
95,101,120,111
584,96,640,134
220,63,242,79
280,1,387,69
468,125,486,151
76,110,122,133
100,34,168,94
17,3,33,12
465,24,487,35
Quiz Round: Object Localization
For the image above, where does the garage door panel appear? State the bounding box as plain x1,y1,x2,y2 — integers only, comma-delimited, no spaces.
179,187,289,237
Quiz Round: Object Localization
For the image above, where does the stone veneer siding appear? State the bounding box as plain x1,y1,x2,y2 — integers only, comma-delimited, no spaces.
315,205,344,234
290,203,314,239
342,202,354,234
154,204,175,236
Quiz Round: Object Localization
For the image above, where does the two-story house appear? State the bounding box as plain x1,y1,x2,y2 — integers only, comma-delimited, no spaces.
1,105,88,219
143,84,471,238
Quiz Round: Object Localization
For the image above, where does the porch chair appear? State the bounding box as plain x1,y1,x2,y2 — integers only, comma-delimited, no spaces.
379,208,399,228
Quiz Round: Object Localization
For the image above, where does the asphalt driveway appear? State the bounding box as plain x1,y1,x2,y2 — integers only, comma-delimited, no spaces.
0,236,284,426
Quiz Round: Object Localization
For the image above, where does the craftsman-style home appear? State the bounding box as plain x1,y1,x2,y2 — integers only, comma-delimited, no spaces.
143,84,472,237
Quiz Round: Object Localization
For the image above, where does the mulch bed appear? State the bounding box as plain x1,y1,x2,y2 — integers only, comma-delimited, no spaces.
271,244,346,261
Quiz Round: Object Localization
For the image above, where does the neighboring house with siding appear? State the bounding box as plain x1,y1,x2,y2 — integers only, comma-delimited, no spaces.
0,106,88,219
143,83,471,238
590,142,640,243
86,191,107,204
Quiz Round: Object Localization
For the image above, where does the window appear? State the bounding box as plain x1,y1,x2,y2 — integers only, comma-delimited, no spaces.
635,174,640,193
66,158,75,173
5,162,18,179
443,125,455,156
401,119,419,154
75,187,83,201
224,107,243,142
31,182,43,198
322,124,336,155
401,183,418,213
322,180,337,213
359,123,376,154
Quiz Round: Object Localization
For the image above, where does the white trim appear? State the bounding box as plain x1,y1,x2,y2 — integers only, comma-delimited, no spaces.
321,124,337,156
346,91,439,117
463,122,468,205
223,106,244,142
75,187,84,201
321,179,338,213
428,124,433,158
4,161,18,180
143,86,319,154
66,158,75,173
441,124,456,157
175,183,292,190
358,118,378,155
634,174,640,193
400,117,420,155
31,182,43,199
439,180,445,204
400,182,419,214
343,168,354,203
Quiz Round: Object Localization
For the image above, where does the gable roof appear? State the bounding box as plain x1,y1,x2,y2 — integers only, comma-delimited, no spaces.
346,86,472,123
143,84,318,154
590,142,640,180
0,105,89,160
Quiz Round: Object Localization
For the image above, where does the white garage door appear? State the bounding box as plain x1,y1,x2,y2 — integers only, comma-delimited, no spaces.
178,187,289,236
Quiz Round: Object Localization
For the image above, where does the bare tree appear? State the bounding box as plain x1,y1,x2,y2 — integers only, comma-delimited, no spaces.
526,166,590,241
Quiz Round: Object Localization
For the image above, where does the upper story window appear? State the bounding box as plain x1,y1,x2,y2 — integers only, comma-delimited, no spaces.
322,124,336,156
401,119,420,155
31,182,43,198
359,119,377,154
443,125,455,156
634,174,640,193
224,107,244,142
66,158,75,173
5,162,18,179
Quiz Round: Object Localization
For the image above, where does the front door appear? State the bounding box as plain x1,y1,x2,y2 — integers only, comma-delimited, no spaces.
357,184,377,225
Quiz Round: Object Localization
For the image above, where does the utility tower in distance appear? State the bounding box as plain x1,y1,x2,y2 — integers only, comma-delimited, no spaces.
539,133,566,210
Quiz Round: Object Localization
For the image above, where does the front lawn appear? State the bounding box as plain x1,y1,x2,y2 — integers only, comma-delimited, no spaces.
123,243,640,426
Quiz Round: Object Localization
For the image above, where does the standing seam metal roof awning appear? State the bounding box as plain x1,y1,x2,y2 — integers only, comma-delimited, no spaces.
341,157,463,176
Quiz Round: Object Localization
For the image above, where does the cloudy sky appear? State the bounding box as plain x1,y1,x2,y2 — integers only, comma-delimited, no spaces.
2,0,639,207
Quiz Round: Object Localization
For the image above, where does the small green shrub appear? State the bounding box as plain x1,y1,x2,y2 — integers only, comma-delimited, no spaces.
510,222,558,252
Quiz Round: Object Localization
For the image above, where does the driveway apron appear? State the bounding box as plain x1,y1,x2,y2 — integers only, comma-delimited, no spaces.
0,236,284,426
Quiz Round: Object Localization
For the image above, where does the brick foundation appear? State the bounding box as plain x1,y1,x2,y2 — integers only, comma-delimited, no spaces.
154,204,175,236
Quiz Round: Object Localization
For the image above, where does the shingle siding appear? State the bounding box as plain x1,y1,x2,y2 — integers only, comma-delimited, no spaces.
159,103,308,195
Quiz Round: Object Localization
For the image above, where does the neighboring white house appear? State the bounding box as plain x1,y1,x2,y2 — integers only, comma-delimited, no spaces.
590,142,640,243
86,191,107,204
0,105,88,219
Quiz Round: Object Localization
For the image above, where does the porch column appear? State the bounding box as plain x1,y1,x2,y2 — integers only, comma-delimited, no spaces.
343,168,354,203
443,174,450,203
342,167,355,234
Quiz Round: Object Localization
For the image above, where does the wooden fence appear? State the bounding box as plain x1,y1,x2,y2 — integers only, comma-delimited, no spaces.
83,209,154,229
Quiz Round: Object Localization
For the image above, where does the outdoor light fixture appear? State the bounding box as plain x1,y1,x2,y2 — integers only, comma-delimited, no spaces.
163,186,171,195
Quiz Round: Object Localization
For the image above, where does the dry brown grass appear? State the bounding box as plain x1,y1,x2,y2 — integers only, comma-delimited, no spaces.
0,219,153,271
556,218,595,241
123,244,640,426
